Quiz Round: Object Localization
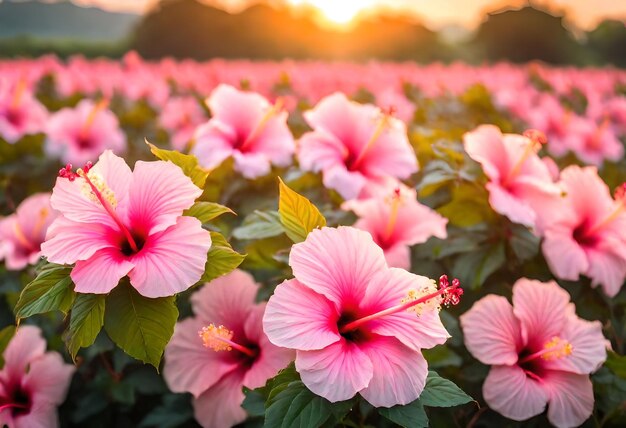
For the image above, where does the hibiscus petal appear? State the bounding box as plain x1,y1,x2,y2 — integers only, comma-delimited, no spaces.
543,370,594,428
192,370,247,428
463,125,510,182
512,278,570,348
263,279,340,351
191,119,237,170
359,336,428,407
460,294,522,366
483,365,548,421
297,129,347,173
12,401,59,428
542,229,589,281
127,160,202,235
23,353,75,405
2,326,46,382
41,217,115,265
232,151,271,179
544,312,607,375
289,226,387,307
71,247,134,294
164,317,240,397
296,339,373,403
191,269,258,338
243,305,295,389
128,216,212,298
586,247,626,298
323,165,368,201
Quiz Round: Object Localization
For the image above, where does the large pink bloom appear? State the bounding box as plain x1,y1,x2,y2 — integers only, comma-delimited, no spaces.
0,79,48,144
343,185,447,269
0,193,57,270
297,93,418,200
560,116,624,166
539,165,626,297
263,227,459,407
463,125,561,230
0,326,75,428
164,270,293,428
191,84,295,179
460,278,606,428
45,99,126,165
41,150,212,298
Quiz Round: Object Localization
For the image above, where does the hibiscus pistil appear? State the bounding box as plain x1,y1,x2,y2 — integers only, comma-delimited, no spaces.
239,97,284,152
199,324,257,357
339,275,462,334
582,182,626,237
519,336,573,364
504,129,547,184
80,98,109,140
350,106,396,170
58,162,140,253
383,187,403,241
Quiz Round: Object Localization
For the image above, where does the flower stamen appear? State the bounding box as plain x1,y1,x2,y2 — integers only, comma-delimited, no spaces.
504,129,546,184
80,98,109,140
199,324,257,357
583,182,626,237
519,336,573,364
10,77,27,110
239,97,284,151
383,187,403,241
350,106,396,170
58,162,139,253
339,274,462,334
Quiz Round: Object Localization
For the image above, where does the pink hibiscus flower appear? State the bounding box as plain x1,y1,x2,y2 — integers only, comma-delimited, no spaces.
158,96,206,151
164,269,294,428
460,278,607,427
463,125,561,229
0,326,75,428
561,116,624,166
263,227,461,407
0,193,56,270
191,84,294,179
0,79,48,144
40,150,212,298
297,93,418,200
45,99,126,165
539,165,626,297
342,185,447,269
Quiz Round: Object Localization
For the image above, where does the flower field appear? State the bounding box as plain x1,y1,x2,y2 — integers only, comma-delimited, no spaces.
1,53,626,428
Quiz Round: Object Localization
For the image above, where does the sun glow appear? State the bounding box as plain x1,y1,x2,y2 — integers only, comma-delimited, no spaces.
288,0,375,26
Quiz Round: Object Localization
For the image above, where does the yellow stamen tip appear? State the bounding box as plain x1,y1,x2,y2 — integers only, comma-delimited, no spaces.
541,336,573,361
199,324,234,352
401,281,441,316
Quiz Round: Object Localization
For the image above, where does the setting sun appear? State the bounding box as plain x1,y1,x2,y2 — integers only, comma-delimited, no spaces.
288,0,375,26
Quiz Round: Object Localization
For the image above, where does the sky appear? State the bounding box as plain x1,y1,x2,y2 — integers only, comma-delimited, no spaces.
29,0,626,30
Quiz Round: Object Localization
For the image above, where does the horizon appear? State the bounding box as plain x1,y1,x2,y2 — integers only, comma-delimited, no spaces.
3,0,625,31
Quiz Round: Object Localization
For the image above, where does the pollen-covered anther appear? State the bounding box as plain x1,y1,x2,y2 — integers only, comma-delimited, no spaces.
440,276,463,307
199,324,234,352
541,336,573,361
402,281,442,316
77,169,117,208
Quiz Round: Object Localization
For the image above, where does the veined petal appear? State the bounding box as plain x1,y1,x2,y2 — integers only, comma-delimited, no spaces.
296,339,373,403
543,370,594,428
192,370,247,428
359,335,428,407
128,216,212,298
127,160,203,235
72,248,134,294
460,294,522,366
263,279,340,351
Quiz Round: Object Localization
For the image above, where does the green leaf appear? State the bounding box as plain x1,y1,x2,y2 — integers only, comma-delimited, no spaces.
422,345,463,368
233,210,285,240
420,371,473,407
509,224,540,261
147,141,208,188
184,201,235,224
378,400,429,428
242,388,266,417
0,325,16,368
606,351,626,379
265,381,334,428
103,282,178,368
201,232,246,283
278,177,326,243
437,183,494,227
14,264,76,320
65,293,106,359
452,242,505,289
